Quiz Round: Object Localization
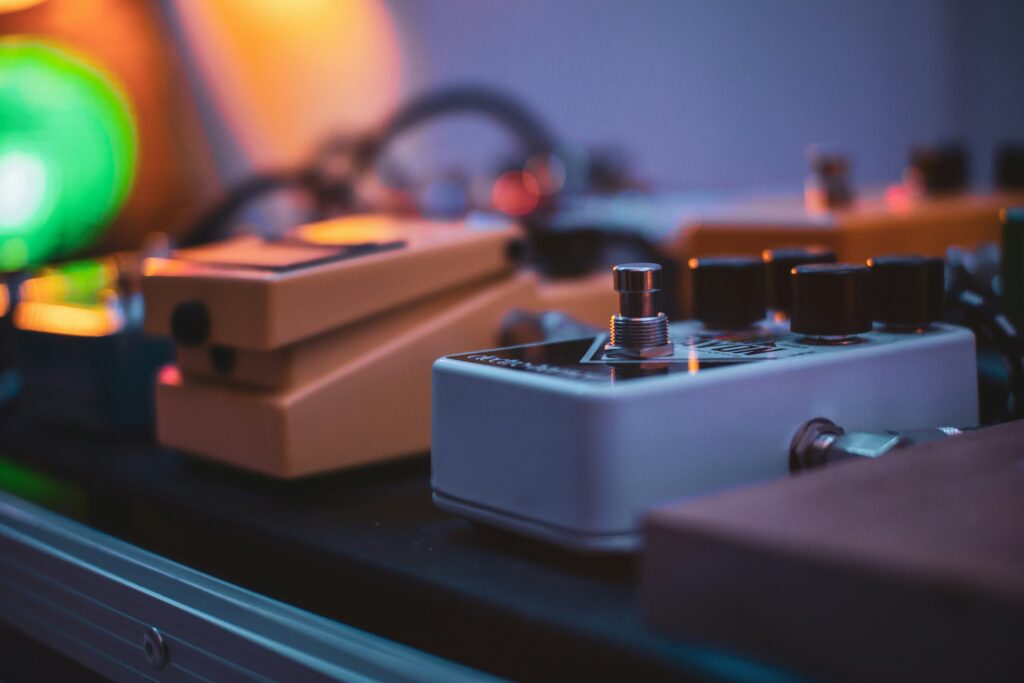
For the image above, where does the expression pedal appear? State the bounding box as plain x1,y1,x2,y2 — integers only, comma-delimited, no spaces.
143,215,612,477
431,257,978,551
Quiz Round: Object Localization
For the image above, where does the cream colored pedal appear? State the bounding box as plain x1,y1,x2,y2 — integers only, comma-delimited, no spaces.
143,215,521,350
156,273,537,477
533,271,616,329
144,214,621,477
174,269,615,391
175,272,536,391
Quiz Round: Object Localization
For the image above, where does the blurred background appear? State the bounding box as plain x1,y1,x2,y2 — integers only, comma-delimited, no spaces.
388,0,1023,190
0,0,1021,269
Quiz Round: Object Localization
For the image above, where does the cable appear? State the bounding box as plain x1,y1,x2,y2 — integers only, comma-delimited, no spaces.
177,171,309,247
180,86,559,246
176,84,645,280
354,84,559,178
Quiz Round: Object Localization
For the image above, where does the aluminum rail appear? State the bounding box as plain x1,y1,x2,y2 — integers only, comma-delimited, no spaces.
0,490,500,682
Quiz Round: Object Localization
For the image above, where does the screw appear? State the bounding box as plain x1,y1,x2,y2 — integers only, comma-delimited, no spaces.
143,627,167,669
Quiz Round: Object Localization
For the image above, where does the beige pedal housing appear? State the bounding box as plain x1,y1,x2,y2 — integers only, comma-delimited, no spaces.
144,215,611,477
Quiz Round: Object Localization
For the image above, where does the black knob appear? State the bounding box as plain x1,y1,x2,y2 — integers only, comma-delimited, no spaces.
808,152,852,208
762,246,837,315
908,143,969,195
868,255,944,329
170,300,210,346
1003,208,1024,328
688,256,765,328
995,142,1024,191
791,263,872,340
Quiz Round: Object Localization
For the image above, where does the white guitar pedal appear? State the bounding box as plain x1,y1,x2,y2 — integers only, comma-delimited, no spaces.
431,258,978,551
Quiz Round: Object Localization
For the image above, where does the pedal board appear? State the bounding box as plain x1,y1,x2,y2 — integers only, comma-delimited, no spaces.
431,260,978,551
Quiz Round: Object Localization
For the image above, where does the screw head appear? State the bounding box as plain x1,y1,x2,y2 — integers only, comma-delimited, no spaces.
143,627,167,669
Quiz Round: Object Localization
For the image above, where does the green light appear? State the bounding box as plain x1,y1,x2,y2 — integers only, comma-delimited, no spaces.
0,38,138,270
0,455,86,516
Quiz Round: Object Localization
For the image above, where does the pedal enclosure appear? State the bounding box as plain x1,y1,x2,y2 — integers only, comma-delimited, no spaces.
157,274,538,476
431,323,979,551
146,215,617,476
146,216,537,477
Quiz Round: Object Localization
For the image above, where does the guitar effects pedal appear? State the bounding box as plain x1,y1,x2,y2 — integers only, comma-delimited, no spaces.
143,215,614,477
431,259,978,551
551,146,1023,319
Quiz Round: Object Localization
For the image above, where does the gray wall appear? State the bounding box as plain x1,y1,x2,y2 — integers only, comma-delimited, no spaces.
386,0,1023,192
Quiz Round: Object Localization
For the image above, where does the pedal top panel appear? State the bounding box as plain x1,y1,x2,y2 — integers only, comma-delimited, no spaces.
142,215,521,350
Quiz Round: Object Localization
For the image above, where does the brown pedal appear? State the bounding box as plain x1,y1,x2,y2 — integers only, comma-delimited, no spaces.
145,214,613,477
641,420,1024,683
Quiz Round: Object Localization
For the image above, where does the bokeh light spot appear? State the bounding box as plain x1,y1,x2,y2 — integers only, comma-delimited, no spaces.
0,237,28,271
0,151,48,230
0,38,138,269
0,0,46,13
492,170,541,217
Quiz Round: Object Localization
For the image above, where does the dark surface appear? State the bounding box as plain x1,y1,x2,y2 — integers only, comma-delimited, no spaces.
0,407,804,683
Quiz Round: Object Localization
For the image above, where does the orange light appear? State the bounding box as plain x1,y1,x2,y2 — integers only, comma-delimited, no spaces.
172,0,400,168
0,0,46,13
14,300,122,337
0,283,8,316
19,260,117,304
296,214,403,245
687,346,700,375
141,256,186,277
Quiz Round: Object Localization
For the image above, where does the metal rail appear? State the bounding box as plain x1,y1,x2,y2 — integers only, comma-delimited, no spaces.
0,490,499,682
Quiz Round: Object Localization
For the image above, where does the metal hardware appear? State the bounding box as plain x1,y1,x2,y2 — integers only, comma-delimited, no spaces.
0,491,497,682
605,263,672,358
